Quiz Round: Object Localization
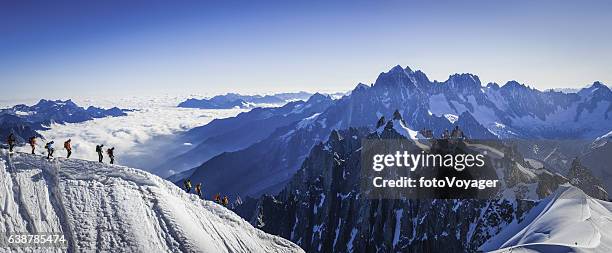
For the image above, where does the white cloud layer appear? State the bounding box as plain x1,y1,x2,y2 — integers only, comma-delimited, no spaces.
15,95,246,173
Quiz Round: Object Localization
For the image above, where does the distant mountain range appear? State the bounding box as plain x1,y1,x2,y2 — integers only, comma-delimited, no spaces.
156,93,335,176
169,65,611,201
177,91,345,109
0,99,131,141
550,83,611,94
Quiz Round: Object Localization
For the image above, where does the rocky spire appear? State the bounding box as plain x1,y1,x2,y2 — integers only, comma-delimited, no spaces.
329,129,342,143
376,116,386,128
392,109,403,121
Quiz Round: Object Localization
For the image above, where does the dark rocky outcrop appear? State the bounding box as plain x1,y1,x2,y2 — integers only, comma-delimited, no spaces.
250,126,551,252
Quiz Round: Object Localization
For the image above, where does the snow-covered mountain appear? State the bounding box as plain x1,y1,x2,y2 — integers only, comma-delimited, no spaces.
480,185,612,252
172,65,610,200
0,150,302,252
372,66,610,139
1,99,130,128
0,99,131,141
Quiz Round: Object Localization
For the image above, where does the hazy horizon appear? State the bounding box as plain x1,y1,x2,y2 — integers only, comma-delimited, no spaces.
2,0,612,100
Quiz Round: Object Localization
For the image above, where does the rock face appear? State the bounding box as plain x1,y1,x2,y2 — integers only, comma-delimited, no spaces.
567,158,609,200
247,120,608,252
0,151,303,253
581,131,612,196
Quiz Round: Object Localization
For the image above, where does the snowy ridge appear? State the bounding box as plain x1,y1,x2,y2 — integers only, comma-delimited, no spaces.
480,185,612,252
591,130,612,149
0,150,302,253
595,130,612,142
375,117,428,149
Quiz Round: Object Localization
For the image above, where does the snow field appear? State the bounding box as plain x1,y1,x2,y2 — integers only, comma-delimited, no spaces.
0,150,303,253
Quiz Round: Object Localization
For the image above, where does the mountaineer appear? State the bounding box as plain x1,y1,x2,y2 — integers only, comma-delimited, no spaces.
28,136,36,154
7,133,16,153
96,144,104,162
64,139,72,158
45,141,55,159
184,179,192,193
195,183,203,198
107,147,115,164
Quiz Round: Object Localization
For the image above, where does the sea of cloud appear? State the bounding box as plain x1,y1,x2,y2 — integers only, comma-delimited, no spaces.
14,95,248,173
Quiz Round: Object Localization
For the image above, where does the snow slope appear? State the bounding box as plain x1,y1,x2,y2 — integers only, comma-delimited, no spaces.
480,185,612,253
0,150,303,253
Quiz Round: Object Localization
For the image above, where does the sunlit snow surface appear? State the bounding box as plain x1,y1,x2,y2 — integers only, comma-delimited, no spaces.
480,185,612,253
0,151,302,252
16,95,248,171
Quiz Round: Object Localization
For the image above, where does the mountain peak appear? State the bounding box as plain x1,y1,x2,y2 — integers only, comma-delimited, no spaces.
33,99,77,108
389,64,405,73
306,92,331,104
578,81,611,97
392,109,403,121
373,65,417,89
446,73,481,91
404,65,414,74
352,83,370,93
588,81,610,92
591,81,605,88
501,80,530,90
486,82,500,89
34,99,52,107
386,64,416,75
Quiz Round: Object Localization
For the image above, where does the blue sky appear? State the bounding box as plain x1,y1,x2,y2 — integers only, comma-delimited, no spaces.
1,0,611,99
